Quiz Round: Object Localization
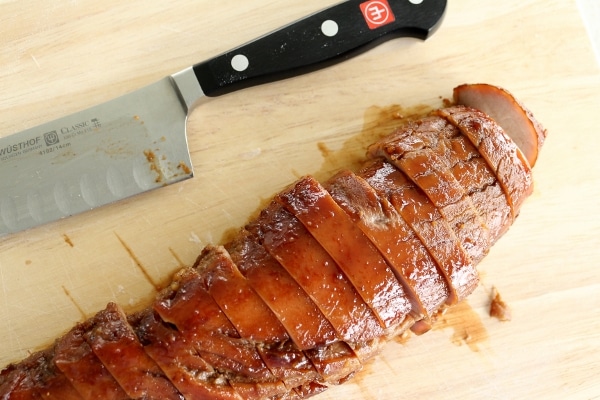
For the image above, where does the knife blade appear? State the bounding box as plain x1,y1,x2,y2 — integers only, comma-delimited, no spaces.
0,0,446,236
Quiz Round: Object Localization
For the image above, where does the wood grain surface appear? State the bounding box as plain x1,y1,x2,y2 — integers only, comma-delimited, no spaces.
1,0,600,398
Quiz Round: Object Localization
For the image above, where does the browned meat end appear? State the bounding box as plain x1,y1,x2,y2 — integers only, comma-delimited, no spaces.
453,83,547,167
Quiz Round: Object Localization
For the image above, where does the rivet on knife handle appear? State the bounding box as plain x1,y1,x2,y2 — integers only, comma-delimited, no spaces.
193,0,447,97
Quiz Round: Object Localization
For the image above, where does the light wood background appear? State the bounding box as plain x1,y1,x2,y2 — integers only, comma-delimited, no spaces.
1,1,599,398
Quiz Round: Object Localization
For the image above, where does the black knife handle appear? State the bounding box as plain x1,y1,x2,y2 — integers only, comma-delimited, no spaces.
193,0,446,97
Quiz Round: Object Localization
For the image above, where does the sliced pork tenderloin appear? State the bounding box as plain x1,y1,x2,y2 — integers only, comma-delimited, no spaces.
54,323,128,400
436,106,534,218
362,158,479,304
85,303,183,399
195,245,290,344
0,83,546,400
225,230,338,351
367,115,491,264
443,133,513,243
325,169,449,333
132,308,243,400
276,176,412,335
248,201,385,348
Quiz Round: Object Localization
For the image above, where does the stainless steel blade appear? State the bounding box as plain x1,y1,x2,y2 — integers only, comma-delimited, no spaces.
0,68,203,236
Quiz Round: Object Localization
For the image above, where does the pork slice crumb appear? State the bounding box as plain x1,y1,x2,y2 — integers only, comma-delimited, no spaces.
489,286,512,322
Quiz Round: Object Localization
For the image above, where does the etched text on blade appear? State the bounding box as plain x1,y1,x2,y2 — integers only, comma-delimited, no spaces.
0,78,194,235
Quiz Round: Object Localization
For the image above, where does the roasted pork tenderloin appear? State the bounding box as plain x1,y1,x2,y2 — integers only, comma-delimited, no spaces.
0,84,546,399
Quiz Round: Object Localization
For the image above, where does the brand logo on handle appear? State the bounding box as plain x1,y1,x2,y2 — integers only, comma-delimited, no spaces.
360,0,396,30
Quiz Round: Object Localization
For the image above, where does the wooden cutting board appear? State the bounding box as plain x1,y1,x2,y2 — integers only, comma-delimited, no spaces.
1,0,600,398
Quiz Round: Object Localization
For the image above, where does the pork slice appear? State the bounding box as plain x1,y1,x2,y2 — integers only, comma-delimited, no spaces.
292,382,328,399
153,267,277,384
0,364,22,399
248,200,385,346
154,267,235,334
131,309,243,400
303,342,362,385
470,184,512,244
0,365,36,400
84,302,183,399
194,245,289,344
368,116,490,264
366,116,456,159
363,159,479,304
256,341,322,390
436,106,533,218
228,379,289,400
134,310,289,400
395,149,465,207
225,229,338,350
0,346,82,400
189,332,286,398
225,230,363,385
276,176,412,333
375,118,510,246
326,169,448,328
280,389,304,400
0,372,33,399
194,246,307,397
54,323,128,400
444,134,513,243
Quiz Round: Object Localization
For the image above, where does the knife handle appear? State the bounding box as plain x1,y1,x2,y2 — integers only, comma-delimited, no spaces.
193,0,446,97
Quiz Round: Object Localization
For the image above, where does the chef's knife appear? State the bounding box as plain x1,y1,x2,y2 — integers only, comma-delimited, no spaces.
0,0,446,236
